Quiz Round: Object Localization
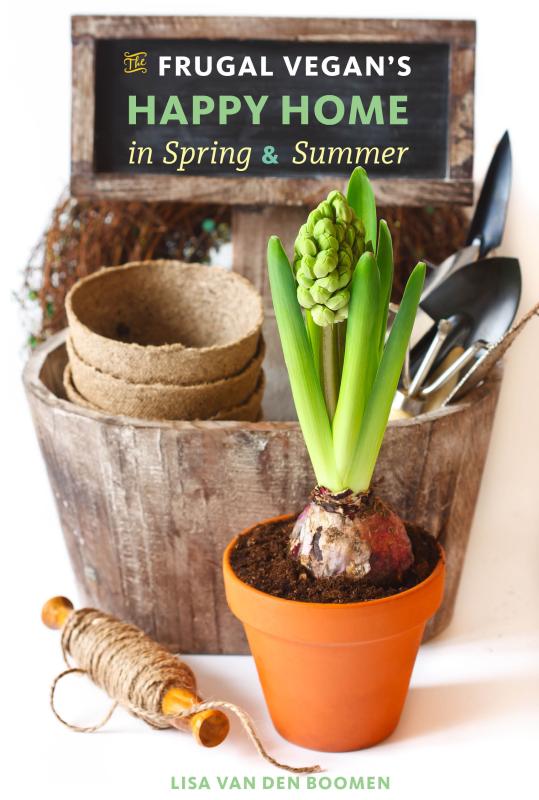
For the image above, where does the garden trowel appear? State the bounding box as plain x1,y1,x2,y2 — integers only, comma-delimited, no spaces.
410,131,512,350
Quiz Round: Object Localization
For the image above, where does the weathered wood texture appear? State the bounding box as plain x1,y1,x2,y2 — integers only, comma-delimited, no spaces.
233,206,308,308
24,333,502,652
72,16,476,41
234,206,305,421
71,176,474,208
70,15,475,205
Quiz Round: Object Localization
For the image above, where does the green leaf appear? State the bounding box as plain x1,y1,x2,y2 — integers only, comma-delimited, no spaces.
345,262,426,492
332,251,381,478
267,236,341,491
376,219,394,356
347,167,377,250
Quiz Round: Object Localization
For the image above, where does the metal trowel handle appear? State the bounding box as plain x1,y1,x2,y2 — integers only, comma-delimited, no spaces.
419,341,489,398
408,317,454,396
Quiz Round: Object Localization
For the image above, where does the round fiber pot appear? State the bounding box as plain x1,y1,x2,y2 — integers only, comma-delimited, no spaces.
223,514,445,752
63,362,265,422
66,336,264,420
66,260,263,385
210,373,265,421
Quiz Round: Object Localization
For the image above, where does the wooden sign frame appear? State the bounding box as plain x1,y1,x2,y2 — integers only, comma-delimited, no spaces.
71,15,475,206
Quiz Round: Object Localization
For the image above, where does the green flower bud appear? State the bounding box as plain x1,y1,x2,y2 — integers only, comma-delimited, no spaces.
340,241,353,260
317,233,339,252
326,289,350,311
307,201,332,230
297,286,316,308
337,269,352,289
318,200,333,219
338,251,352,269
310,282,332,304
313,249,339,278
327,190,346,205
334,200,353,224
316,272,341,293
301,254,316,275
345,225,356,247
296,266,315,288
311,304,335,326
295,236,317,257
313,218,336,238
334,223,345,243
306,210,321,230
292,188,366,326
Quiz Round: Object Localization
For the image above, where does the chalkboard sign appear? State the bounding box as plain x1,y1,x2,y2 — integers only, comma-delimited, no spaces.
71,16,475,205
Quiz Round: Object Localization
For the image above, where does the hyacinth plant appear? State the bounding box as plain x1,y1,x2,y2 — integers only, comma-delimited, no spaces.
268,168,426,582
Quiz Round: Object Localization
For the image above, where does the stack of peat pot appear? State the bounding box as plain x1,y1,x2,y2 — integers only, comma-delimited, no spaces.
64,261,265,421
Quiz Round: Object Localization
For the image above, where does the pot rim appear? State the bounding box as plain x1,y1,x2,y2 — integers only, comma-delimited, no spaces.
66,334,265,393
223,512,445,611
23,331,503,433
65,260,264,356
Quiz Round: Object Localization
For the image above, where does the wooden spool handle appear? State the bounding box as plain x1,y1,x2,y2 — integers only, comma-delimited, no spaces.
41,597,229,748
42,595,74,629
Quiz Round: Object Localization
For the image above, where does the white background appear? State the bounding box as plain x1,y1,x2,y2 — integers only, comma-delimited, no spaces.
1,2,538,798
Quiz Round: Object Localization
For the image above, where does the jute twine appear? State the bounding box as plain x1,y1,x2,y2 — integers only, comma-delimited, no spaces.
50,608,321,774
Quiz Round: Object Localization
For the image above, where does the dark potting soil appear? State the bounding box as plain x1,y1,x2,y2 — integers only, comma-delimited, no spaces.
230,517,440,603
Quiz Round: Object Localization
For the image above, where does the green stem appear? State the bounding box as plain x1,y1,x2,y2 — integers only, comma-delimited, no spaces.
305,309,322,381
336,320,347,380
320,324,340,422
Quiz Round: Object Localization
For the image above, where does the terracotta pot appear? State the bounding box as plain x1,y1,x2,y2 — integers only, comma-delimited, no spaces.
223,514,445,752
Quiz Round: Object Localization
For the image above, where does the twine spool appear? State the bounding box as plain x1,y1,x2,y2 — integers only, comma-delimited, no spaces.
45,598,321,774
57,608,197,731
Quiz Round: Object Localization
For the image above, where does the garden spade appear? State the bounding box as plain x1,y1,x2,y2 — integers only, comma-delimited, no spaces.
395,257,521,416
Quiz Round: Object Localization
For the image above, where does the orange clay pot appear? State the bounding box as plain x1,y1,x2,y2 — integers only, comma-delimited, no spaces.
223,513,445,752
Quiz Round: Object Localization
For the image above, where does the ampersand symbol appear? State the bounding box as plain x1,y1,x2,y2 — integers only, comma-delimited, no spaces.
262,145,279,165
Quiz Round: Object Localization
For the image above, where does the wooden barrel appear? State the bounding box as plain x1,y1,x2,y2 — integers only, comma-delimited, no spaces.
24,329,502,652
